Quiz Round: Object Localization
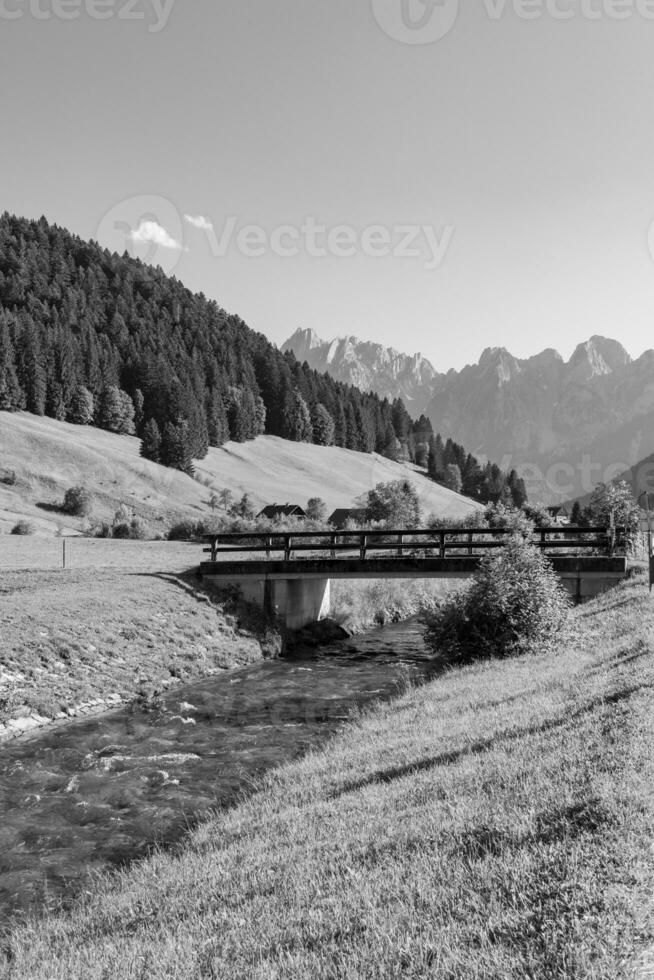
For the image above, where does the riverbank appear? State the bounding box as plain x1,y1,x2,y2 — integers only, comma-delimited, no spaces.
4,575,654,978
0,567,281,741
0,552,456,741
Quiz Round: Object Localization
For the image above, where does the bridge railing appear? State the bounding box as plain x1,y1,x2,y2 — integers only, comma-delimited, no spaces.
202,526,624,563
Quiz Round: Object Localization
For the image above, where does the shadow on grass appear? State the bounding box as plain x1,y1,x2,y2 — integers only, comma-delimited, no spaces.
330,681,654,801
35,502,67,515
451,796,615,863
134,571,221,608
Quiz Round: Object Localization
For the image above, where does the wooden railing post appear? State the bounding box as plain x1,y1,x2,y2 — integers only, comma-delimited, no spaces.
266,536,272,559
284,535,292,561
467,531,473,556
440,531,446,559
360,534,368,560
331,533,337,560
397,532,404,558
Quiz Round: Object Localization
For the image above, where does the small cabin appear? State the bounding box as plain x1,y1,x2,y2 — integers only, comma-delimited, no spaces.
547,504,569,525
257,503,307,520
328,508,367,529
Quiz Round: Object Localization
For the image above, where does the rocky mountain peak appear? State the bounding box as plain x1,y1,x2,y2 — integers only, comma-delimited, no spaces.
284,327,324,358
478,347,521,385
281,329,440,415
568,336,631,380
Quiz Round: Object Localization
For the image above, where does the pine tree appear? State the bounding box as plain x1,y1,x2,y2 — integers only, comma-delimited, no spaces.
0,317,23,411
428,434,445,482
140,418,162,462
133,388,145,432
96,386,135,434
207,390,230,446
283,390,312,442
444,463,463,494
311,403,335,446
161,420,194,475
15,316,46,415
67,385,95,425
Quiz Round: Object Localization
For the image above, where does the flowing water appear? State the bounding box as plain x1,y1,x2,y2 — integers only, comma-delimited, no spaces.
0,617,434,928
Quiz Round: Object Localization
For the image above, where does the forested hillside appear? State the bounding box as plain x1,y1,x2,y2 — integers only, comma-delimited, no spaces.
0,213,525,505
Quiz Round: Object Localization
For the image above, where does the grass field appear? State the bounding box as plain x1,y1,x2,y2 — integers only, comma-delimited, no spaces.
3,576,654,978
0,411,480,537
0,558,279,735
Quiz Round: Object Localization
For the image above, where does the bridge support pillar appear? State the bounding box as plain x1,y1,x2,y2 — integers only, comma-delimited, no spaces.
264,578,331,630
557,570,625,605
206,576,332,631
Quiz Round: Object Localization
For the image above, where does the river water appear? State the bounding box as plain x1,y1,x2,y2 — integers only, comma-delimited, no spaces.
0,617,433,929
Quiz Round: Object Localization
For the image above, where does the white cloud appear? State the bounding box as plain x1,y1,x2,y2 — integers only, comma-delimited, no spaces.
129,220,184,250
184,214,214,231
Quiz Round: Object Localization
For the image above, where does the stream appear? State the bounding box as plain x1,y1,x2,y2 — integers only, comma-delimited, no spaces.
0,616,434,929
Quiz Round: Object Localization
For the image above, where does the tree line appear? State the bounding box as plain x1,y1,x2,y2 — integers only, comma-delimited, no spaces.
0,213,525,505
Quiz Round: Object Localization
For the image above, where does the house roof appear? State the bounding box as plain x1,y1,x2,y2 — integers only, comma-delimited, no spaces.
257,503,306,519
328,508,367,526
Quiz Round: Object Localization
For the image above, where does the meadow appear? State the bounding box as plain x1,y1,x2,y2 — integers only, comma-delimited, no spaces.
0,550,279,737
3,575,653,978
0,411,479,537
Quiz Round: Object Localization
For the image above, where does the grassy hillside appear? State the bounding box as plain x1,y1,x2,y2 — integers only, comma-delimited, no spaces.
0,411,480,536
0,559,279,737
4,576,654,978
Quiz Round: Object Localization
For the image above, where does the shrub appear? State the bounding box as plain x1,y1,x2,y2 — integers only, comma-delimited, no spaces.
0,469,17,486
128,517,148,540
484,502,534,534
362,480,422,528
167,520,208,541
111,515,149,541
11,520,34,535
587,480,641,543
421,536,570,665
63,486,93,517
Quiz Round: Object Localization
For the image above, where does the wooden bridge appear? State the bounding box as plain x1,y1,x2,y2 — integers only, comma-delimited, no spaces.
199,526,628,629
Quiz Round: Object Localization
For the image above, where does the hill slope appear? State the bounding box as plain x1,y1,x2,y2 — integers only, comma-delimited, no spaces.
0,412,480,535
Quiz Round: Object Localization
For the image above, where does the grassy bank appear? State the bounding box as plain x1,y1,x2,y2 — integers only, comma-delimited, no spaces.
0,540,451,739
3,577,654,977
0,566,280,738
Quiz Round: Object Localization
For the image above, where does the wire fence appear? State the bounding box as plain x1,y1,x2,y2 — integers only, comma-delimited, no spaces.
0,538,200,572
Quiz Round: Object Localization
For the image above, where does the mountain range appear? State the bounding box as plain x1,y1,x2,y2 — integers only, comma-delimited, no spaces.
282,329,439,417
282,329,654,502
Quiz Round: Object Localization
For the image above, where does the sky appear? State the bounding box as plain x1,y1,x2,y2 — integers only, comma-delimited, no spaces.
3,0,654,370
